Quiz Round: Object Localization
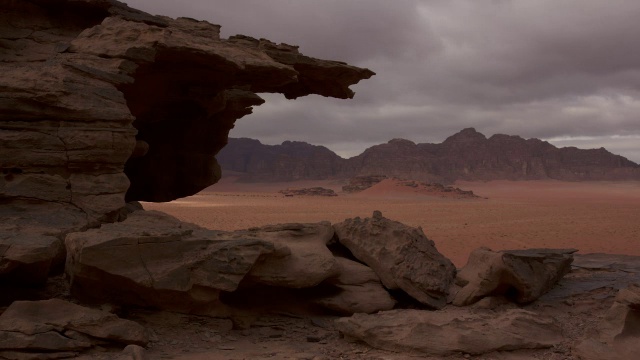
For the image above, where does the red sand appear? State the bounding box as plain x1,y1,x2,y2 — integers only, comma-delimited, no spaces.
144,180,640,267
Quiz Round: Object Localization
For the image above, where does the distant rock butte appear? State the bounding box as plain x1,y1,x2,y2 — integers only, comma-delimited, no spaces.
343,176,480,198
217,129,640,183
278,187,338,197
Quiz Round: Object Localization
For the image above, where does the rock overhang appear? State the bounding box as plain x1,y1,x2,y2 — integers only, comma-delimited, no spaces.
0,0,373,284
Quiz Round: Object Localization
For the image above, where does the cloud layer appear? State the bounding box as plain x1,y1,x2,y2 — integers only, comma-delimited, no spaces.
125,0,640,162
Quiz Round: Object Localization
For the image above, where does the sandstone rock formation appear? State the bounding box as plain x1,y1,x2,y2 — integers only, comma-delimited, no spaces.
341,175,388,193
217,128,640,183
0,299,147,358
0,0,373,286
346,177,481,198
335,308,562,356
278,187,338,197
333,211,456,309
65,211,362,314
392,179,479,198
574,283,640,360
4,1,640,359
453,247,575,306
313,257,396,315
65,210,275,315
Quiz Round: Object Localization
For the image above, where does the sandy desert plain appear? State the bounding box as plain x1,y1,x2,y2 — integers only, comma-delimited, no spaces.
144,176,640,268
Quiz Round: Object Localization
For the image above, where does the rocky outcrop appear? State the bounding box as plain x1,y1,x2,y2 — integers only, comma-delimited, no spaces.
278,187,338,197
0,0,373,285
341,175,388,193
453,247,575,306
335,308,562,356
345,177,481,198
65,210,275,315
333,211,456,309
65,211,354,313
217,128,640,182
574,283,640,360
391,179,479,198
61,208,520,316
0,299,147,358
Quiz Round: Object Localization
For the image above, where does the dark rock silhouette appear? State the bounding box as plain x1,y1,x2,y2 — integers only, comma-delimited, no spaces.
217,128,640,183
278,187,338,197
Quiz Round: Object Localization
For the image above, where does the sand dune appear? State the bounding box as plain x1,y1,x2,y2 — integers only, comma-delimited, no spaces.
144,180,640,267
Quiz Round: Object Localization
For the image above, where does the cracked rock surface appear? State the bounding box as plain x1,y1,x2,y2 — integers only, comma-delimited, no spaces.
65,210,275,315
0,298,147,358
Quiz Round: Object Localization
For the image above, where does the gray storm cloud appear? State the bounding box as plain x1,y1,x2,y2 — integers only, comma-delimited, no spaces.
125,0,640,162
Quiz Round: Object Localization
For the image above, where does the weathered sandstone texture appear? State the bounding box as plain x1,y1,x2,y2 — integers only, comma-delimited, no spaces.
333,211,456,309
65,210,368,314
0,299,147,358
335,308,562,356
242,222,340,288
574,283,640,360
65,210,275,315
0,0,373,285
453,247,576,306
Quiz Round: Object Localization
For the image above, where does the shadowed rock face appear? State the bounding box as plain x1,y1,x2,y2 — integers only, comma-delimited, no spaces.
217,128,640,183
0,0,373,284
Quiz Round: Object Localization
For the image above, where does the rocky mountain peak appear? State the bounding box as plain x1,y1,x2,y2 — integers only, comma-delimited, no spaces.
218,130,640,183
387,138,417,146
442,127,487,144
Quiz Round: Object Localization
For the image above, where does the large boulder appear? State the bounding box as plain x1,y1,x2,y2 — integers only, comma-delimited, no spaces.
333,211,456,309
453,247,576,306
574,283,640,360
0,299,147,358
335,308,562,356
65,210,274,315
243,222,340,288
314,257,396,314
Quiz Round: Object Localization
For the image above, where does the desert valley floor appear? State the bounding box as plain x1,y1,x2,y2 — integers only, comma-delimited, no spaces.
144,179,640,268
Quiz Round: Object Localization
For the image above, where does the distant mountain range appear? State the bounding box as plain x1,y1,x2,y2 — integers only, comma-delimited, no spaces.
216,128,640,183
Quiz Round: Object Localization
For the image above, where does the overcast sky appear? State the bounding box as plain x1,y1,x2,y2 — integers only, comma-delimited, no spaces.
125,0,640,162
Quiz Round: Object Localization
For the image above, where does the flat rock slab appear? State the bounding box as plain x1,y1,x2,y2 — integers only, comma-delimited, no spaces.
453,247,575,306
0,299,147,356
333,211,456,309
335,308,562,356
539,253,640,303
